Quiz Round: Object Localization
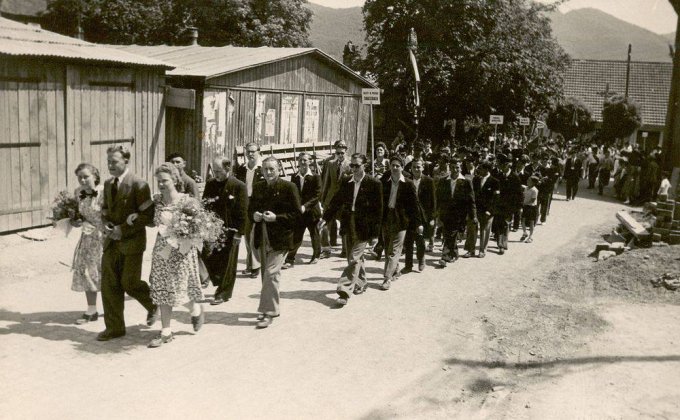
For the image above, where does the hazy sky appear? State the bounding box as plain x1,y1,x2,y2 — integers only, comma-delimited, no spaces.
309,0,678,35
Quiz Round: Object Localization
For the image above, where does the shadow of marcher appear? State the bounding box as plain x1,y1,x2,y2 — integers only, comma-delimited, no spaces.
174,311,259,327
0,309,159,354
279,290,342,309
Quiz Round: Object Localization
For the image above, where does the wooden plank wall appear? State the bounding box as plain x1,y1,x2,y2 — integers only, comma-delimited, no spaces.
0,58,165,233
0,58,65,232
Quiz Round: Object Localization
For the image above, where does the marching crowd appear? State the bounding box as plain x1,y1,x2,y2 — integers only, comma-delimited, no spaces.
63,135,668,347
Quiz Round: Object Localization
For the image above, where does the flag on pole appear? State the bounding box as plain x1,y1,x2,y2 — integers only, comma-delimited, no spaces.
408,28,420,107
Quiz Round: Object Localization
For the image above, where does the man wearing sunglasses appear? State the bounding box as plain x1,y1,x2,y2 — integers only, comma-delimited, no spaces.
320,153,382,306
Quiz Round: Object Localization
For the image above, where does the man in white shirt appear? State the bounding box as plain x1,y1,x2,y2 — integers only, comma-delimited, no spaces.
235,142,265,278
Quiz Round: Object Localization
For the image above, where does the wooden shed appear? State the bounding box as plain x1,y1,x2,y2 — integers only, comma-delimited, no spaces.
0,17,171,233
114,45,376,176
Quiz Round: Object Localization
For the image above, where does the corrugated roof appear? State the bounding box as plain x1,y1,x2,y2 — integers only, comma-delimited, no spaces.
563,59,672,126
113,44,376,87
0,17,173,68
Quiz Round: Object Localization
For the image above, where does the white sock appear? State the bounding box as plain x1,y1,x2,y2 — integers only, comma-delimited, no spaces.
190,304,202,317
161,327,172,336
85,305,97,315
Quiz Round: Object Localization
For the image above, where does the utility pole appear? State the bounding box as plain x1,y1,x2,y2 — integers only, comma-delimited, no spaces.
625,44,632,99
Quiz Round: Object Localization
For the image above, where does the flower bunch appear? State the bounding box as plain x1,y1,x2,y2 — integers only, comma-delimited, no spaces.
49,190,81,221
158,197,225,254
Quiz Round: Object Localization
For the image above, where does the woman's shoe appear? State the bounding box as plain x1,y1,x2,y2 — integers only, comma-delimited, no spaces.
191,308,205,332
75,312,98,325
148,333,173,348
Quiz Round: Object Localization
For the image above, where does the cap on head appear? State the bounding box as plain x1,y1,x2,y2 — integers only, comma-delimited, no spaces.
333,140,348,150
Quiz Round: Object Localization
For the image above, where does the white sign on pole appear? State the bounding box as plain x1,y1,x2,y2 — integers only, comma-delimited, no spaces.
536,120,546,129
489,115,504,125
519,117,530,126
361,88,381,105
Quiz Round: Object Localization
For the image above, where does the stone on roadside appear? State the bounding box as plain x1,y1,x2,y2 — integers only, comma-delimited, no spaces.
597,250,616,261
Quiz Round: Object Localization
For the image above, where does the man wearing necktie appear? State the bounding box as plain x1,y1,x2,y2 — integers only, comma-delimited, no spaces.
97,145,157,341
284,152,322,268
436,158,476,268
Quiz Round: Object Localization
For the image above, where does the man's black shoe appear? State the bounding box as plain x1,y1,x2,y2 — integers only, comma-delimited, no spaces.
96,330,125,341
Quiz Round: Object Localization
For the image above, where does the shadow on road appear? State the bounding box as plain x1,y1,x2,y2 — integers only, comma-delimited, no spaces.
0,309,159,354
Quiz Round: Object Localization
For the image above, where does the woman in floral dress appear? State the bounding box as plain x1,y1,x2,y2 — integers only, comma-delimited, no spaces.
71,163,104,325
147,163,205,348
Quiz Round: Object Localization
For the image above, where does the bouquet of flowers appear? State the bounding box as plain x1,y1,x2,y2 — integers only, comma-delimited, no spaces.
49,190,81,236
157,196,225,255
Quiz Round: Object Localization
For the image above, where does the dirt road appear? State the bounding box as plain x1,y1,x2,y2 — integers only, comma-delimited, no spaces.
1,185,678,419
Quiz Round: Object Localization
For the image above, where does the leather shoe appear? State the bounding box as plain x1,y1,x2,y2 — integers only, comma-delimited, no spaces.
319,250,332,259
337,286,351,300
256,315,273,329
211,296,225,305
148,333,173,348
353,284,367,295
249,269,260,278
478,252,486,258
96,329,125,341
418,262,425,272
282,262,294,270
381,279,391,290
437,259,447,268
462,252,475,258
308,258,319,265
191,308,205,332
498,248,505,255
76,312,99,325
336,297,348,306
146,306,159,327
400,266,413,275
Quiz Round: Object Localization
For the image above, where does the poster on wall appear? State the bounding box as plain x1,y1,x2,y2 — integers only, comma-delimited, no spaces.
203,90,226,151
303,99,320,142
280,95,300,144
255,93,267,139
265,109,276,137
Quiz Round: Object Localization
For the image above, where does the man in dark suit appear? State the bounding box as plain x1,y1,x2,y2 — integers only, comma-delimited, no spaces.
97,145,157,341
321,153,382,306
463,161,499,258
249,156,301,328
403,157,435,273
494,155,524,255
564,149,582,201
167,152,200,198
203,156,248,306
380,156,422,289
320,140,351,258
235,142,265,278
436,158,476,267
284,152,322,268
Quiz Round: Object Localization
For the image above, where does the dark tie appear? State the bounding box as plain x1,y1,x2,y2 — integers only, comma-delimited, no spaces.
111,177,119,202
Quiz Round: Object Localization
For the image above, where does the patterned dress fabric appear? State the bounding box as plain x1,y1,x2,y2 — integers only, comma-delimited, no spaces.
149,194,203,306
71,186,104,292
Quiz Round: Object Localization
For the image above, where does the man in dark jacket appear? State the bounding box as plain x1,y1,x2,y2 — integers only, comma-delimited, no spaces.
463,161,499,258
436,158,476,267
284,152,322,268
249,157,301,328
321,153,382,306
564,149,582,201
403,157,435,273
235,142,265,278
380,156,422,289
204,156,248,305
494,155,524,255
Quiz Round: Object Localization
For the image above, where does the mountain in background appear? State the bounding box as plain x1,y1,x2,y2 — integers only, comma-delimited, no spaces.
307,3,675,63
664,32,676,43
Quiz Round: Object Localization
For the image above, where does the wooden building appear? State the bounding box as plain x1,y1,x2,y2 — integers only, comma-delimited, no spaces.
0,17,171,233
114,45,377,176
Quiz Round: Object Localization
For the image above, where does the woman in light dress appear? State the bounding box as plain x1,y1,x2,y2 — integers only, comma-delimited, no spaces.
147,163,205,348
71,163,104,325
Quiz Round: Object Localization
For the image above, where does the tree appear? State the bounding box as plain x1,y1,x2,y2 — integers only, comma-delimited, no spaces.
546,97,594,142
361,0,570,145
601,94,642,142
42,0,312,47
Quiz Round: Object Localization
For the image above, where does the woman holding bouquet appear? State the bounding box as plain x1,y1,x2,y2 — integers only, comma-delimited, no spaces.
147,163,205,348
71,163,105,324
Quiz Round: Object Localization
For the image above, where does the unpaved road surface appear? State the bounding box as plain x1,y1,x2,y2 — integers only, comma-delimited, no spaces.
1,185,678,419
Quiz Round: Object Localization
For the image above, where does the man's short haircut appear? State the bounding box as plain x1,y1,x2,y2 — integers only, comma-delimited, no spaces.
412,157,425,166
214,156,232,171
478,161,494,171
166,152,185,161
350,153,367,164
262,156,279,165
244,142,260,151
297,152,312,160
106,145,131,161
